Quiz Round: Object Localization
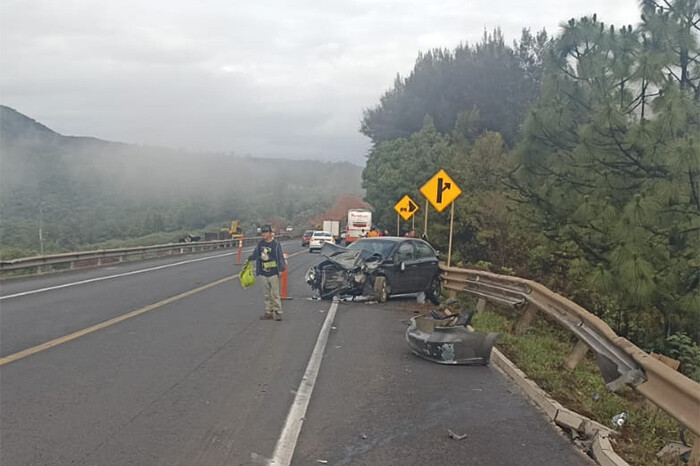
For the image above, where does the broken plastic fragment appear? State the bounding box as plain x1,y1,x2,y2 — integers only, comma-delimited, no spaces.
447,429,467,440
611,412,627,428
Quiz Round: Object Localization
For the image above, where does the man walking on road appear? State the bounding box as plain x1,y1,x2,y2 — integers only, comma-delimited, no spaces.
248,225,286,321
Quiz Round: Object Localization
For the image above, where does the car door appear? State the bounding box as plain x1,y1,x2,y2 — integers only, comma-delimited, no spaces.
391,241,420,294
411,240,439,291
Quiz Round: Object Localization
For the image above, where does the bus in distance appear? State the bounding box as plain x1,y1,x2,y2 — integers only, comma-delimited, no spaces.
346,209,372,244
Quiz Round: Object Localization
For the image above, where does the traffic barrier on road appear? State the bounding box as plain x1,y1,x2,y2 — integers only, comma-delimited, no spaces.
0,235,291,277
281,252,292,300
439,263,700,438
236,237,244,265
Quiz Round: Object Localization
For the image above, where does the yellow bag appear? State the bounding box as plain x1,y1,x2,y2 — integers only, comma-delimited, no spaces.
239,261,256,288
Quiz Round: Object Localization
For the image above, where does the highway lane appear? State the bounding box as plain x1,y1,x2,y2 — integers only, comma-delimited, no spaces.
292,298,593,466
1,244,327,465
0,243,593,465
0,240,299,358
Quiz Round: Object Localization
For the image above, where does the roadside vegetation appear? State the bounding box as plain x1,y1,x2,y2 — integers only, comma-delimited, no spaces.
361,1,700,368
469,301,687,466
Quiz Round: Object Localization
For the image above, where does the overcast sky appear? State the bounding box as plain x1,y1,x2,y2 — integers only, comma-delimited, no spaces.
1,0,640,164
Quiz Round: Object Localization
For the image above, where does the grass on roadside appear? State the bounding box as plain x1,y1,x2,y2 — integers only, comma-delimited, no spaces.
468,301,688,466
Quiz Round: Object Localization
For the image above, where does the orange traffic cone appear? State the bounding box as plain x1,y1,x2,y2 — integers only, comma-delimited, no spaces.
281,252,292,300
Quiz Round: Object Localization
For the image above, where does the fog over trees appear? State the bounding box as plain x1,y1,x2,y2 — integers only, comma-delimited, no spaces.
0,106,363,257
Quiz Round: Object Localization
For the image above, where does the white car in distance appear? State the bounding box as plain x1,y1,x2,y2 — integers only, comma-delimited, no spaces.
309,231,335,253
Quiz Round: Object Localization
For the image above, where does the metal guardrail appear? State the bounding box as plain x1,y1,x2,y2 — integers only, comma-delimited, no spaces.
0,236,279,276
440,264,700,437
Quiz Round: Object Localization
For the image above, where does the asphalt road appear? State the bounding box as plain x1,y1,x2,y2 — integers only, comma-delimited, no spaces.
0,241,593,465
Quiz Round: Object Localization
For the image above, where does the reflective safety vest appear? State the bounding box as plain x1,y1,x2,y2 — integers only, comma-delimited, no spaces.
262,260,278,270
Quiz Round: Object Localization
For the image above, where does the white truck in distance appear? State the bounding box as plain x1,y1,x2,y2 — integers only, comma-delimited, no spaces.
323,220,340,241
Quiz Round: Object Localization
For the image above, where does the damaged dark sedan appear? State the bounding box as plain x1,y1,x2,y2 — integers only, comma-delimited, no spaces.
305,237,441,304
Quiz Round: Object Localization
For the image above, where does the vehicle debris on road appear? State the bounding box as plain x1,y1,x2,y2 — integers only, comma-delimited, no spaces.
406,298,500,365
447,429,468,440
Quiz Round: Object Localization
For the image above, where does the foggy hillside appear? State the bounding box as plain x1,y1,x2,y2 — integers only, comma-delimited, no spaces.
0,106,364,255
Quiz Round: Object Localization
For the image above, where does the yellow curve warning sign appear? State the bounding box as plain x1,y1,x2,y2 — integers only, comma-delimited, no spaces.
394,195,419,221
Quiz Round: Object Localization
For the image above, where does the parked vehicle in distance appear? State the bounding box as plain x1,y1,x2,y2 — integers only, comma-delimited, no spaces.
346,209,372,244
309,231,335,252
323,220,340,241
305,237,441,303
301,230,314,247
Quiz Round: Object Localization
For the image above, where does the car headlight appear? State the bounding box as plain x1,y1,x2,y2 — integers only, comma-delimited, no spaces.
305,267,316,284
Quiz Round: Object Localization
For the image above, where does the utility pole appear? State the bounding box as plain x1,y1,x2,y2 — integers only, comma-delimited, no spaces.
38,202,45,255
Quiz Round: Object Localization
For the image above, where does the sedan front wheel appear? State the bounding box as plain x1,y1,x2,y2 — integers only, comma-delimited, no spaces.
426,275,442,305
374,276,390,303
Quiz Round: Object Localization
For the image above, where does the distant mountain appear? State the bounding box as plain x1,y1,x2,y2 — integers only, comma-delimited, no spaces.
1,105,60,140
0,106,364,255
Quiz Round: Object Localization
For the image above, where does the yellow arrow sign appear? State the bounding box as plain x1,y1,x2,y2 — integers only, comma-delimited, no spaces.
420,169,462,212
394,195,419,221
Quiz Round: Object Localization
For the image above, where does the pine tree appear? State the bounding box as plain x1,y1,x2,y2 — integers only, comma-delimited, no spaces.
512,6,700,347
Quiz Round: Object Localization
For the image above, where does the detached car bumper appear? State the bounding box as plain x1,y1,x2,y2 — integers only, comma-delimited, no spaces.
406,314,500,365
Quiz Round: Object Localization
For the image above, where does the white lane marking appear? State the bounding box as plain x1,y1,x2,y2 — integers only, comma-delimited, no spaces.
0,249,253,301
270,299,339,466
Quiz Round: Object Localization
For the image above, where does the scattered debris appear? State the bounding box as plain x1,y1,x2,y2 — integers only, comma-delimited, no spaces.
250,452,271,464
656,441,692,463
360,433,368,440
611,412,627,428
472,388,483,392
316,460,329,464
416,292,426,304
447,429,467,440
331,326,338,330
592,393,600,401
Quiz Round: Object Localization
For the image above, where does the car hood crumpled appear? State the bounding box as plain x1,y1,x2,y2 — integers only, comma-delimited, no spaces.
318,242,381,270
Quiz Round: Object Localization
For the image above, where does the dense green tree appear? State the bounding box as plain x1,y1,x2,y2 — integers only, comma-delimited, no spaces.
362,117,454,230
511,8,700,347
361,29,550,146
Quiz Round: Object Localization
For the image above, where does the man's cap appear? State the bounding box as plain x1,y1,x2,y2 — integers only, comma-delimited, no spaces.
261,225,272,233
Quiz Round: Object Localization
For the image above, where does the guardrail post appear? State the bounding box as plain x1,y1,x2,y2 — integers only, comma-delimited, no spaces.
476,298,488,313
563,339,590,371
690,442,700,466
514,303,536,335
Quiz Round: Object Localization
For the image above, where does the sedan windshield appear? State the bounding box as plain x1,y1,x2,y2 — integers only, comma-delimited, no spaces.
347,239,395,258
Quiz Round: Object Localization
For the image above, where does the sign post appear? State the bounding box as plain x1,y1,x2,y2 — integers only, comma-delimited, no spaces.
424,199,429,238
394,195,419,236
448,202,455,266
420,169,462,266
